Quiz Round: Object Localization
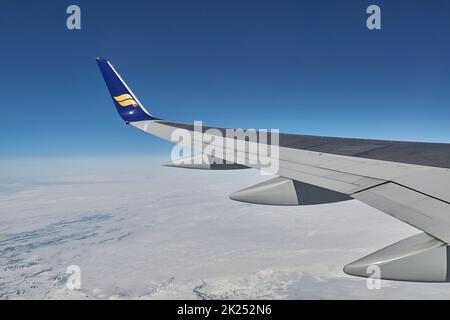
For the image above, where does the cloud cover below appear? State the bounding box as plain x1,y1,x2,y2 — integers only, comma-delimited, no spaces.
1,157,449,299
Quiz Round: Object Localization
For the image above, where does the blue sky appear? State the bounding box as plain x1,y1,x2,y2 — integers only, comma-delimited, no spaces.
1,0,450,159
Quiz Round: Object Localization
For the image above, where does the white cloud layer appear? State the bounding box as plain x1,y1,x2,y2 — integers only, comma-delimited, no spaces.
1,157,450,299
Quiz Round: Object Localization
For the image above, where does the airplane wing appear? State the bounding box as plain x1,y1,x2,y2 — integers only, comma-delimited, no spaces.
97,58,450,282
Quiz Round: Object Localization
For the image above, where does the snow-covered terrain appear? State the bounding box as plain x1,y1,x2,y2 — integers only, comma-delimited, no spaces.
1,157,450,299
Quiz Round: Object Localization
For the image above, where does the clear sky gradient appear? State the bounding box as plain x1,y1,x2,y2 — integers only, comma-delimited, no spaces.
1,0,450,159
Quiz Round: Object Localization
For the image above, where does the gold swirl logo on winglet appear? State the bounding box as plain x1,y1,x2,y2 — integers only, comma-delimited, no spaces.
114,94,139,107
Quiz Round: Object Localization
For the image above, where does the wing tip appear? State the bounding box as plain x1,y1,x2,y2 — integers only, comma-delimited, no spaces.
96,57,158,122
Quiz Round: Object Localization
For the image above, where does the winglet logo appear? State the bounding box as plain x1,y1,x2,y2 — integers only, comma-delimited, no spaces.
114,94,139,107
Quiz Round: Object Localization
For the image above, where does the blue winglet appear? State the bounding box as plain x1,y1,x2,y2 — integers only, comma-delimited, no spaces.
96,58,157,122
